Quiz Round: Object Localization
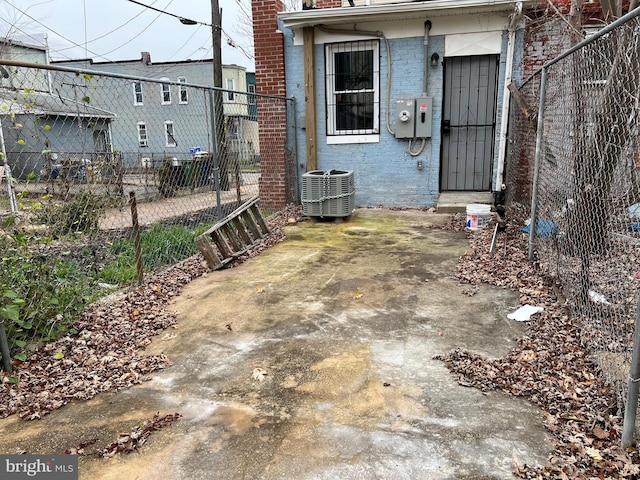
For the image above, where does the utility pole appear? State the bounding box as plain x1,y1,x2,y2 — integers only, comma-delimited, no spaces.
211,0,229,190
211,0,222,90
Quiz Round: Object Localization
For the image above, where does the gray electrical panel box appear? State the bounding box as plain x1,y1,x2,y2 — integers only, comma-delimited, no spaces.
394,97,433,139
415,96,433,138
395,98,415,139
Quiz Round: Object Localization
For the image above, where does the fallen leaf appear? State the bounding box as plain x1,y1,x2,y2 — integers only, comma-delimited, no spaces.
252,368,267,382
585,447,603,462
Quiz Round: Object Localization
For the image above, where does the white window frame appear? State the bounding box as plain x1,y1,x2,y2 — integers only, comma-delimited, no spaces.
325,40,380,141
178,76,188,104
164,121,176,147
160,78,171,105
226,78,235,102
248,83,256,106
137,122,148,147
133,82,143,105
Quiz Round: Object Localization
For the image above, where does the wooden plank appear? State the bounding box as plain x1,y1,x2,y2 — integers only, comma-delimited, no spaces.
242,209,262,239
200,197,259,236
196,235,223,269
303,27,317,172
221,223,242,253
232,216,253,246
211,231,233,259
249,204,270,234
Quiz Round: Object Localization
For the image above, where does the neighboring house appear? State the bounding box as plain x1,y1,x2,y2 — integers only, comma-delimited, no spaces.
223,64,259,165
242,71,259,160
253,0,536,209
53,54,258,171
0,38,115,181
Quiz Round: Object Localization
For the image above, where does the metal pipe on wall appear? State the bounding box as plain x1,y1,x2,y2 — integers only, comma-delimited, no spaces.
423,20,432,96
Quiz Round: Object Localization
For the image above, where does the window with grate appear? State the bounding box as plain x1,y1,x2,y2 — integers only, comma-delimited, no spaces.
325,40,379,137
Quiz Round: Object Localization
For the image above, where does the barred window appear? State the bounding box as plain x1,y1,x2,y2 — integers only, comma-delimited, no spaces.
326,40,379,136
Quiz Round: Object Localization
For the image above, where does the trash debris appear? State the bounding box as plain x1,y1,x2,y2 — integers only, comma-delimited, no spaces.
520,219,558,237
507,304,544,321
588,289,611,305
252,367,267,382
628,203,640,219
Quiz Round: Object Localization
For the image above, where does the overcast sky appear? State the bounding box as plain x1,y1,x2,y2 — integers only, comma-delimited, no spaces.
1,0,255,69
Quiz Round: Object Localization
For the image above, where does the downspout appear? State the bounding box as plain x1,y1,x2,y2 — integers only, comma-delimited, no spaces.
407,20,432,156
423,20,432,96
496,2,523,190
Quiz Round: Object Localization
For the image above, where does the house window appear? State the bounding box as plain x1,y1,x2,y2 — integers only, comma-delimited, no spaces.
227,117,240,139
248,83,256,106
161,78,171,104
164,121,176,147
133,82,143,105
326,40,380,136
178,76,188,104
137,122,148,147
226,78,235,102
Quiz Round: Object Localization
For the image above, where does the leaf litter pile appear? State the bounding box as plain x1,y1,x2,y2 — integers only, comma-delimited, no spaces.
437,209,640,478
0,205,302,453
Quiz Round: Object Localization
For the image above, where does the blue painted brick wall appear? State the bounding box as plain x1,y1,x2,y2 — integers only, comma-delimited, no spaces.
284,25,500,208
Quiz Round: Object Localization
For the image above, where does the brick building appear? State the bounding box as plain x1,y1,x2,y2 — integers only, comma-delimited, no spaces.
253,0,535,209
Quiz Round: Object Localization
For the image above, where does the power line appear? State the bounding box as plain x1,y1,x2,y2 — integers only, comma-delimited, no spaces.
125,0,218,29
97,0,175,57
5,1,106,60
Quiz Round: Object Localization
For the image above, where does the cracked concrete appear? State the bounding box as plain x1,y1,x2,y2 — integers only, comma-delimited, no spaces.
0,208,551,479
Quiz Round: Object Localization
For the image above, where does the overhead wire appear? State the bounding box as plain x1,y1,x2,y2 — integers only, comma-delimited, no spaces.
5,0,253,67
96,0,175,57
4,0,106,60
53,1,153,52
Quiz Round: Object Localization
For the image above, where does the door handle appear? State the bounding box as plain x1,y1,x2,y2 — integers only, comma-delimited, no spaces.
442,120,450,133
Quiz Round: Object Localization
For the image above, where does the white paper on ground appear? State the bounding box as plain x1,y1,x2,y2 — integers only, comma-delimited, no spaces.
507,304,544,321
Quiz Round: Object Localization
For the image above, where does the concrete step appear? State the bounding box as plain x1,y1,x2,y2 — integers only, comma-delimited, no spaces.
436,192,494,214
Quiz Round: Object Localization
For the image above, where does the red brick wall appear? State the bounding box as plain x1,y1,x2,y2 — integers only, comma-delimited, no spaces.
510,6,606,206
252,0,289,209
316,0,341,8
508,13,566,205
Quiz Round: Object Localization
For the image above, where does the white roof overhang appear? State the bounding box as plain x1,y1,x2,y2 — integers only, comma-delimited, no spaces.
279,0,536,29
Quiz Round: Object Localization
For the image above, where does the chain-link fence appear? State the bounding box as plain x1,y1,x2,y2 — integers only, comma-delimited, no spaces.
506,10,640,414
0,59,294,361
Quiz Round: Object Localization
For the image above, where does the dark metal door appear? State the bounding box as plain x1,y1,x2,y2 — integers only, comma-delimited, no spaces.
441,55,499,191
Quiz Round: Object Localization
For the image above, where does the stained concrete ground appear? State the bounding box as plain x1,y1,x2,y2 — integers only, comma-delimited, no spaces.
0,208,551,479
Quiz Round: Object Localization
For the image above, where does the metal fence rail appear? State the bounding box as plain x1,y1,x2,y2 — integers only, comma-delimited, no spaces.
506,8,640,442
0,60,293,360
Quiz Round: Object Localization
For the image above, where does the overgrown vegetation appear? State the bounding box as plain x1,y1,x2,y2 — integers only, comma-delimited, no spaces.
33,190,109,238
97,223,208,284
0,210,209,362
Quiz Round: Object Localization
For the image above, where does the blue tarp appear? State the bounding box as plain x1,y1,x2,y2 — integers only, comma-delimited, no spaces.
520,219,559,237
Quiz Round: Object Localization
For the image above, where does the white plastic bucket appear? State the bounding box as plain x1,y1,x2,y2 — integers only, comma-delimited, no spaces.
466,204,491,231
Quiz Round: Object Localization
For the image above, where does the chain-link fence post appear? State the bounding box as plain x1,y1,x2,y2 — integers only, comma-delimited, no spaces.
0,320,12,373
129,191,144,285
528,66,546,261
623,298,640,447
